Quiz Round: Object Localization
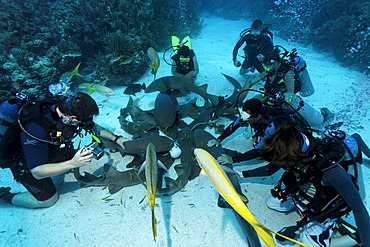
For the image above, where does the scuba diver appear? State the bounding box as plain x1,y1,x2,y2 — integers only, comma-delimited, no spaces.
232,19,274,74
163,35,199,77
208,95,311,166
250,48,297,95
0,92,127,208
258,122,370,247
171,45,199,77
243,46,330,128
248,46,315,97
208,85,335,166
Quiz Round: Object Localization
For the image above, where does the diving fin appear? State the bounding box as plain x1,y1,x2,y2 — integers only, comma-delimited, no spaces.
171,36,180,52
333,218,361,245
182,36,192,49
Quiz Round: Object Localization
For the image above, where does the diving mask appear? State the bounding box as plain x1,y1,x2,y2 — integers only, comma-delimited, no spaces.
61,115,81,126
300,133,310,153
262,59,277,72
180,56,190,63
238,108,252,121
250,29,261,36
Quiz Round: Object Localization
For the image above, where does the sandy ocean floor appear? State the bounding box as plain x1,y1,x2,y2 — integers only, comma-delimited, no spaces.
0,16,369,247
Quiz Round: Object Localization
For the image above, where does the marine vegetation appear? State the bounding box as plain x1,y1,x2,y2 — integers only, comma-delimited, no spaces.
0,0,202,102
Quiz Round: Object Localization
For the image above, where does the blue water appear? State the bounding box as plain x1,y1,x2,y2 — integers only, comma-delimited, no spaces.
0,13,369,247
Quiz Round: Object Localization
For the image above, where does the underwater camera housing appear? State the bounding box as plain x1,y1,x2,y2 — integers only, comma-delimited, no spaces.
83,142,104,160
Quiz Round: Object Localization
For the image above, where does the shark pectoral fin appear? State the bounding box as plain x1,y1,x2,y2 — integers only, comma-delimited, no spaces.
126,155,143,168
197,84,208,93
221,73,242,90
157,177,185,196
137,162,146,175
108,184,125,194
104,164,123,178
173,165,186,177
158,160,168,172
197,169,207,190
189,163,201,180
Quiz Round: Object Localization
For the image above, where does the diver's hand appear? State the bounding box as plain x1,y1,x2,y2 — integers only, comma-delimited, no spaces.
72,148,94,167
233,59,241,67
115,136,130,150
217,154,233,165
207,138,221,147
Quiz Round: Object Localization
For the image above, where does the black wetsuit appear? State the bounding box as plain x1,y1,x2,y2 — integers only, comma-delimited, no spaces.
248,136,370,245
319,165,370,245
233,30,273,73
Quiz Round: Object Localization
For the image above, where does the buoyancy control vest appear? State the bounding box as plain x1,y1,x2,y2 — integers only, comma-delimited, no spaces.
0,97,81,168
273,45,314,97
250,100,311,146
264,60,302,95
171,50,195,75
239,26,273,55
273,133,359,222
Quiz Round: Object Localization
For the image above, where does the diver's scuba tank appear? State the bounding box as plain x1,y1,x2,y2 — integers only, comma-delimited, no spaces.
275,46,315,97
283,92,323,128
0,92,34,135
323,123,359,161
291,56,315,97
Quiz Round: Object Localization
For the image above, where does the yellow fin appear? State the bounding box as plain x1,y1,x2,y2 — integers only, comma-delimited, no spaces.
69,62,83,77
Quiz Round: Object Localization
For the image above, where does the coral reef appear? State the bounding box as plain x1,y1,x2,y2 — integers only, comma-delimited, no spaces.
0,0,202,102
1,0,367,104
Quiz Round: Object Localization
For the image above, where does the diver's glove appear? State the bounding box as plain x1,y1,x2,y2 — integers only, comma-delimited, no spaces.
207,138,221,147
233,59,241,67
217,154,233,165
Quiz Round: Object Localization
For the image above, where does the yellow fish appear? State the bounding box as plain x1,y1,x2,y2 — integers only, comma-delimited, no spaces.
193,148,308,247
138,143,168,241
138,143,159,241
109,55,124,63
58,51,82,59
59,62,83,84
119,57,133,65
147,47,160,79
79,83,116,96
